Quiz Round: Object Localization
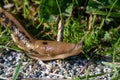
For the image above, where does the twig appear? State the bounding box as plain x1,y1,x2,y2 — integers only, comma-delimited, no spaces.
88,14,93,31
56,0,64,41
57,20,64,41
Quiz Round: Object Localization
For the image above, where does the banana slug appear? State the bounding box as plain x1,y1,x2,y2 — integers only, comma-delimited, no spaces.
0,8,84,61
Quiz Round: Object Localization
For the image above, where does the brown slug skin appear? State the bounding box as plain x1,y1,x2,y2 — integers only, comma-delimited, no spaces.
0,8,82,61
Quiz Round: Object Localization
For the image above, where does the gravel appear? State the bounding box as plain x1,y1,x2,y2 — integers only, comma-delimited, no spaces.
0,49,116,80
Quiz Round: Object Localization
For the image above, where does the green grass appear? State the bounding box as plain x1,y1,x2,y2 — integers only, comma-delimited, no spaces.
0,0,120,80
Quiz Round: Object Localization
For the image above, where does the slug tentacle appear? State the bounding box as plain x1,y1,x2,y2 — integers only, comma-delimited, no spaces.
0,8,84,61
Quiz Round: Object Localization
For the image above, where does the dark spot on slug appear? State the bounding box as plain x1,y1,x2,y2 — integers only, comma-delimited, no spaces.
29,49,39,54
19,31,25,36
3,17,9,24
10,20,16,27
0,12,6,18
17,31,29,41
25,36,30,41
23,36,31,44
17,31,24,40
10,20,17,30
42,42,48,45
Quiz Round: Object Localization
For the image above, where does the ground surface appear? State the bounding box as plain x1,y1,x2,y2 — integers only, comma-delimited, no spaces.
0,49,116,80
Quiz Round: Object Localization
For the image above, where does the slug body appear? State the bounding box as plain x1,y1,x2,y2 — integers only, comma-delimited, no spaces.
0,8,82,61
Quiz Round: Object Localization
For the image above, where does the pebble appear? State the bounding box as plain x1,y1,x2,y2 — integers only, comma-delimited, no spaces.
0,50,115,80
